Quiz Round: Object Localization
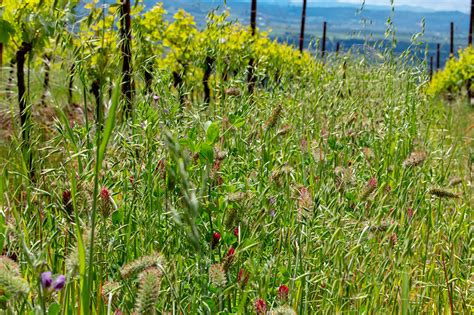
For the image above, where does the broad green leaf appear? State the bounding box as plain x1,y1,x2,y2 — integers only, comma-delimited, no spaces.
0,19,14,44
205,122,219,144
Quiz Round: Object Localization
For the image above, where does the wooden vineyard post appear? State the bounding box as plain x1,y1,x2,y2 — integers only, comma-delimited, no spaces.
120,0,133,117
321,21,327,58
450,22,454,58
436,43,440,70
469,0,473,46
248,0,257,94
299,0,307,52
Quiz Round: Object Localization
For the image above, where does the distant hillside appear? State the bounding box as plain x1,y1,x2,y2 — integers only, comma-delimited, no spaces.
154,0,470,65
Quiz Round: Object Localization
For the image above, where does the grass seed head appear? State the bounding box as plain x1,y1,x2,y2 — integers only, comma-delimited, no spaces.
271,305,297,315
0,256,20,276
135,267,162,315
402,151,427,168
265,104,283,130
209,264,227,288
120,252,165,279
429,187,459,199
0,267,29,296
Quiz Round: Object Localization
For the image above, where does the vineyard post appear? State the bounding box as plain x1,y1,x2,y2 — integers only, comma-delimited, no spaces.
248,0,257,93
450,22,454,58
322,21,327,58
436,43,440,70
299,0,307,52
120,0,133,117
469,0,473,45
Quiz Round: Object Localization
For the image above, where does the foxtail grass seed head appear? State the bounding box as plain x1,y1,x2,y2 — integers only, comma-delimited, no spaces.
120,253,165,279
101,280,121,303
429,187,459,199
271,305,297,315
278,284,289,302
0,256,20,276
135,267,162,315
255,298,268,315
209,264,227,288
0,267,29,296
402,151,427,168
265,104,282,130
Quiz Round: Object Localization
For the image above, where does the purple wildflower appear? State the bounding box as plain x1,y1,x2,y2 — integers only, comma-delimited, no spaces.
53,275,66,291
41,271,53,289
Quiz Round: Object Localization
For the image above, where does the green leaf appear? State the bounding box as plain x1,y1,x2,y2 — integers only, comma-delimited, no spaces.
0,19,14,44
205,122,219,144
199,143,214,163
48,303,61,315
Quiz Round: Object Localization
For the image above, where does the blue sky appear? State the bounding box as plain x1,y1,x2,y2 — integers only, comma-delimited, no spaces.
286,0,471,12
